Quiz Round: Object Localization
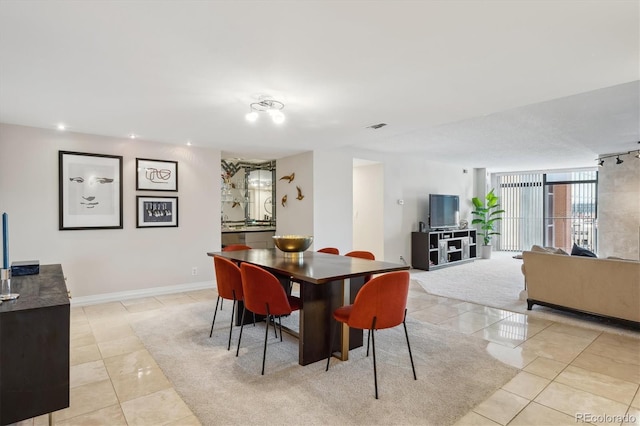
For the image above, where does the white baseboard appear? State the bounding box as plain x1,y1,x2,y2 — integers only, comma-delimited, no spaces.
70,281,212,307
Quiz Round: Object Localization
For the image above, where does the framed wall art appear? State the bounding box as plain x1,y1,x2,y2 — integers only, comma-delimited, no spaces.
59,151,123,230
136,196,178,228
136,158,178,191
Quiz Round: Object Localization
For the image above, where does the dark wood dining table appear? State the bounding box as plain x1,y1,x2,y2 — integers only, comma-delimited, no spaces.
207,249,409,366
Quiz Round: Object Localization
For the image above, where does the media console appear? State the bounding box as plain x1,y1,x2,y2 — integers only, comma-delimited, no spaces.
411,229,477,270
0,264,70,425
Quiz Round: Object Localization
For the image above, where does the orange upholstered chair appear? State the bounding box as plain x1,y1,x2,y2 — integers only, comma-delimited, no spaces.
210,256,246,350
325,270,416,399
222,244,252,251
219,245,251,309
345,250,375,282
236,263,302,375
317,247,340,255
345,250,375,260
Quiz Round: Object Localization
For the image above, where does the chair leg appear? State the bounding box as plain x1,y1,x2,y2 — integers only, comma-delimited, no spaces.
220,299,224,310
262,304,271,375
236,305,247,357
366,329,371,357
403,309,417,380
209,296,221,338
371,317,378,399
266,313,278,338
325,317,339,371
227,299,236,350
278,316,283,342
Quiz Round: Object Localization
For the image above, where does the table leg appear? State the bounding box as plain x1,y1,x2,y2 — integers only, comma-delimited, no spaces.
339,278,350,361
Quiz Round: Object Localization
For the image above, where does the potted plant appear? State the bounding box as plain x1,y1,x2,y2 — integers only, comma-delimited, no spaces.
471,189,504,259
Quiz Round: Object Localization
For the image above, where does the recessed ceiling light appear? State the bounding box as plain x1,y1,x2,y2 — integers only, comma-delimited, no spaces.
129,133,136,139
186,141,192,146
57,123,66,131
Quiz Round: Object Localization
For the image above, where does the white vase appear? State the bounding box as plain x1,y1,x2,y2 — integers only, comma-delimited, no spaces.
481,245,492,259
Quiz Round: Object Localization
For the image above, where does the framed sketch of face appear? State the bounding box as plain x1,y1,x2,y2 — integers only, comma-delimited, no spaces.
59,151,123,230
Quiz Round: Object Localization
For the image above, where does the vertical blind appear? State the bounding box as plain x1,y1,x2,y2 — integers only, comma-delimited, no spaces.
495,170,597,252
495,173,544,251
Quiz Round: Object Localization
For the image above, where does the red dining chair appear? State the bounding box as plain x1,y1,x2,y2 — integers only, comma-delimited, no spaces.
345,250,375,282
222,244,252,251
318,247,340,255
237,263,302,375
325,270,416,399
345,250,374,260
219,244,251,309
210,256,246,350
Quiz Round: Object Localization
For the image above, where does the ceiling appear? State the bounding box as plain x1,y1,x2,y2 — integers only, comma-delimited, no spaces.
1,1,638,172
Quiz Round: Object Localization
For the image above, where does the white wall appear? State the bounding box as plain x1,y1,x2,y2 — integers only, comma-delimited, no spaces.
353,162,384,259
0,123,220,299
312,150,353,253
275,151,314,240
312,148,474,263
0,122,475,301
597,155,640,260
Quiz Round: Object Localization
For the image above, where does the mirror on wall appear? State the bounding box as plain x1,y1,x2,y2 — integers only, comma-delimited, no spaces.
221,159,276,229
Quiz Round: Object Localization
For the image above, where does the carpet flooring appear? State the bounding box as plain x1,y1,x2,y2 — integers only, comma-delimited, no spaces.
131,299,519,425
411,251,524,310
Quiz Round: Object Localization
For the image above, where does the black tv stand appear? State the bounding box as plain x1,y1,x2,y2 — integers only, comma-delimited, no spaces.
411,229,477,270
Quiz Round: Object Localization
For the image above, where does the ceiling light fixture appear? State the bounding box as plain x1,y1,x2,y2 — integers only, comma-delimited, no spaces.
596,146,640,166
57,123,66,131
245,98,285,124
129,133,136,139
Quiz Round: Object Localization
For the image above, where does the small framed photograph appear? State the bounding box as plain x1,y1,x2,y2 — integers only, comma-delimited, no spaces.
136,158,178,191
136,196,178,228
59,151,123,230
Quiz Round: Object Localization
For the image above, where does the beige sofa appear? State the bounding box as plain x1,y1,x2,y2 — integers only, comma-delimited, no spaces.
522,250,640,326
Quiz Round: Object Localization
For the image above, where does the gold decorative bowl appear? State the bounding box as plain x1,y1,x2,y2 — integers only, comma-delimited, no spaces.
272,235,314,253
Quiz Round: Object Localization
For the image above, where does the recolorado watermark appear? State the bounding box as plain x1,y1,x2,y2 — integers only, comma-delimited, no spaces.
575,413,637,423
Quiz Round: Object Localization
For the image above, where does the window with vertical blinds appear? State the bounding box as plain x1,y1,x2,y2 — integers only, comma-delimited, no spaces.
495,173,544,251
495,170,597,252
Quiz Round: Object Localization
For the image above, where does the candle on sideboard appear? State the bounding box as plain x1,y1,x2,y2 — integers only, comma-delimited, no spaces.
2,212,8,270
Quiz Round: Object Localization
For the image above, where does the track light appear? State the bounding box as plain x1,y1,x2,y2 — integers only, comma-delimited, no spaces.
596,147,640,166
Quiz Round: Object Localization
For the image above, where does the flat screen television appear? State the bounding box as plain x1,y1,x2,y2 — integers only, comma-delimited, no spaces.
428,194,460,229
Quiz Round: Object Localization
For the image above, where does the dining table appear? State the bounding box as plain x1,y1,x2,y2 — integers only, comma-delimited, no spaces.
207,249,409,366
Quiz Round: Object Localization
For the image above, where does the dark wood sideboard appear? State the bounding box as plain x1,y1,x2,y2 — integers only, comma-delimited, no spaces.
0,264,70,425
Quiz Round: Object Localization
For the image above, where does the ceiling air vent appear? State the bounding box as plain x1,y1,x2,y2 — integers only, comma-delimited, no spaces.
366,123,387,130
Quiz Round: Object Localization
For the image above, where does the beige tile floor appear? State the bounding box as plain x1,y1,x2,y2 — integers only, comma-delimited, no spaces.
11,283,640,426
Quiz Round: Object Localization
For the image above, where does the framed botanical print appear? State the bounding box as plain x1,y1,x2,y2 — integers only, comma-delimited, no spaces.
59,151,123,230
136,158,178,191
136,196,178,228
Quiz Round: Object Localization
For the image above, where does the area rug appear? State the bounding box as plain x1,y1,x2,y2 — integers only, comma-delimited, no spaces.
131,300,519,426
411,251,524,310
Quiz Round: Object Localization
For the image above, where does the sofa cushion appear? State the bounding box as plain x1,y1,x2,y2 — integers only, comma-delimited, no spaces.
531,245,569,255
571,243,597,258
